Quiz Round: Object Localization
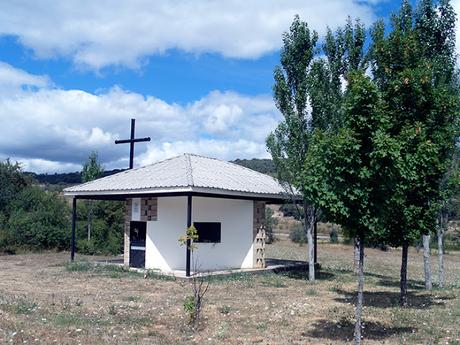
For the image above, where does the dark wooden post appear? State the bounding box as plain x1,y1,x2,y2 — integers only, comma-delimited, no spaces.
114,118,150,170
186,195,192,277
71,197,77,261
129,118,135,169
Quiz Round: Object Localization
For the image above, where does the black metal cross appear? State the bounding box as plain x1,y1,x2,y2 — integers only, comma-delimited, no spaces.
115,118,151,169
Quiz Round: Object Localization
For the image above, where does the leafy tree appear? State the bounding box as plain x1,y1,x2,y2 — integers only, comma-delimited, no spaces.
266,15,319,281
304,72,391,344
81,151,104,241
76,200,124,255
265,207,278,244
369,0,459,303
7,186,70,250
0,159,30,216
436,151,460,287
310,17,366,132
268,16,367,281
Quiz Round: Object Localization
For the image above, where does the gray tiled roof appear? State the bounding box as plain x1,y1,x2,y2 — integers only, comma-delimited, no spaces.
63,154,289,200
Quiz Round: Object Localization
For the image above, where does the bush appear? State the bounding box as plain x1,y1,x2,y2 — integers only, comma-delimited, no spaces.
77,239,97,255
76,200,124,255
329,228,338,243
280,203,304,220
7,186,70,250
289,224,306,244
0,160,30,216
65,260,93,272
265,207,278,244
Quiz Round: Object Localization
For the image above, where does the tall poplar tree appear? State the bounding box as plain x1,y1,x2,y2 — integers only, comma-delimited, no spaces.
82,151,104,242
268,16,366,281
267,16,319,281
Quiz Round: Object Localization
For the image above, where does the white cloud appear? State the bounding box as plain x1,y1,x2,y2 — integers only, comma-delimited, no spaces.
0,62,51,93
138,139,270,167
0,1,378,70
16,159,81,174
0,64,280,173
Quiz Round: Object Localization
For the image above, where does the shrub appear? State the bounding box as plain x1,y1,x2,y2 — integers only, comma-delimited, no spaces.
7,186,70,250
280,203,304,220
218,305,231,315
76,200,124,255
0,160,30,216
289,224,306,244
265,207,278,244
329,228,339,243
77,239,97,255
65,261,93,272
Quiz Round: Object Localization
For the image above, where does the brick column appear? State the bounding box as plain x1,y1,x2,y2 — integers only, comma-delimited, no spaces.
253,201,266,268
140,197,158,221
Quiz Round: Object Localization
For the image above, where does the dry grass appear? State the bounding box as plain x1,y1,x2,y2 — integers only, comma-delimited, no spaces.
0,242,459,345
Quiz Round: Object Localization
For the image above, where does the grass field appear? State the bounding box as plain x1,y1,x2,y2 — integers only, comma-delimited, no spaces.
0,241,459,344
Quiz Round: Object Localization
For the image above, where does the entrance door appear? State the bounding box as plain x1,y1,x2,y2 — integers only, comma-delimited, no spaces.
129,221,146,268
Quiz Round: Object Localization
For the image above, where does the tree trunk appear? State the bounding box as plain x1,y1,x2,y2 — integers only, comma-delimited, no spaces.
303,201,315,282
354,237,360,274
422,234,432,291
438,211,446,288
400,242,409,307
353,236,365,345
87,200,93,241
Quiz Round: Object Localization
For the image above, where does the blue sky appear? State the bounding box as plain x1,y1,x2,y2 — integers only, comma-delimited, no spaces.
0,0,450,173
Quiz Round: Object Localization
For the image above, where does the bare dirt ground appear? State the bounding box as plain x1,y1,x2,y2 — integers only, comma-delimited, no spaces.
0,242,459,345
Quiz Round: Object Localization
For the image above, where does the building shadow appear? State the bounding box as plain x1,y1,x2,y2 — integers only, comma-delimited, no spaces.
304,318,415,341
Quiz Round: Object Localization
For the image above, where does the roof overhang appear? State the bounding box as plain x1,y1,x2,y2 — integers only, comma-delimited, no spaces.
64,186,294,204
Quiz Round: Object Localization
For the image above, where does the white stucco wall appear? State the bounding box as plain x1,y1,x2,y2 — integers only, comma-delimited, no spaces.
145,196,187,271
144,196,254,272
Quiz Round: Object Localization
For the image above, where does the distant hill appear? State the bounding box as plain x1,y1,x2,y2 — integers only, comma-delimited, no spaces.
26,158,277,185
232,158,277,176
26,169,125,185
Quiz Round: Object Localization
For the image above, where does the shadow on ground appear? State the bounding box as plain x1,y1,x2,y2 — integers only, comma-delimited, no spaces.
378,278,425,290
279,269,335,281
364,272,426,290
304,318,415,341
333,288,453,309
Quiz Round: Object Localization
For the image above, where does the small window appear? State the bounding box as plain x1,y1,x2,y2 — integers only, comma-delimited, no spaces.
193,222,221,243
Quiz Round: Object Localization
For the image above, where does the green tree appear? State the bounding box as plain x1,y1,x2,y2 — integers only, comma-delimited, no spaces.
0,159,30,216
369,0,459,304
7,186,70,250
76,200,124,255
436,152,460,287
304,72,391,344
81,151,104,241
0,160,32,252
265,207,278,244
268,16,367,281
266,15,319,281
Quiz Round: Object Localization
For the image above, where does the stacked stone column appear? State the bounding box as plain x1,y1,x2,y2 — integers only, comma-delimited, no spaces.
253,201,266,268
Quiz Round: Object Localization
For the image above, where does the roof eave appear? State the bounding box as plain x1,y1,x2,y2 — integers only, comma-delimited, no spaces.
63,186,292,202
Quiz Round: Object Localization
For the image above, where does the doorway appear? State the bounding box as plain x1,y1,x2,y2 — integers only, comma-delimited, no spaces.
129,221,146,268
